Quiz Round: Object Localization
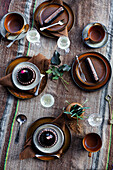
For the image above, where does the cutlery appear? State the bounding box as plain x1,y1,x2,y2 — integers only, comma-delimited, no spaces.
35,153,60,159
34,74,45,96
105,95,113,124
75,55,86,82
40,19,64,31
6,24,29,48
15,114,27,143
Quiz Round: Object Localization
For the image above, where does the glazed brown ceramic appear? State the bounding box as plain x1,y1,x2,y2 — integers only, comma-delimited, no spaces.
38,3,69,32
5,56,48,99
71,52,111,91
34,1,74,38
84,23,105,43
26,117,71,161
4,12,25,35
83,133,102,157
66,103,84,120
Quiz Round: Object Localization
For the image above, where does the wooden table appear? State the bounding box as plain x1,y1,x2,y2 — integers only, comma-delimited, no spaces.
0,0,113,169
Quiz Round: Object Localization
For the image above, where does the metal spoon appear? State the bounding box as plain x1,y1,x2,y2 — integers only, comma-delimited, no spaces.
15,114,27,143
35,153,61,159
7,24,29,48
34,74,45,96
105,95,113,124
40,19,64,31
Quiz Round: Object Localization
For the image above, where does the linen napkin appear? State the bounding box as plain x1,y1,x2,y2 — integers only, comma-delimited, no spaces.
19,113,66,160
0,53,50,94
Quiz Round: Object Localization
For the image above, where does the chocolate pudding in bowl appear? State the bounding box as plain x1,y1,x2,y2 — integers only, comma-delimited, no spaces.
32,123,65,154
17,67,36,85
37,128,58,147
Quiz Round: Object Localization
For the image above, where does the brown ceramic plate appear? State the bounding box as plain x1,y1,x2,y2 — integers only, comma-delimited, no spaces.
34,1,74,38
26,117,71,161
71,52,111,91
38,3,69,32
75,55,107,86
5,56,48,99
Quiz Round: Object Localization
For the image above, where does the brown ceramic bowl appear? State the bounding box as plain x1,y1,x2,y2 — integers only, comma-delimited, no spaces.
83,133,102,157
4,12,25,35
84,23,105,43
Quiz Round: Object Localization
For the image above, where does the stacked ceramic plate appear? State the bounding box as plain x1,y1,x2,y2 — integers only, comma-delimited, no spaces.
34,1,74,38
26,117,71,160
71,52,112,91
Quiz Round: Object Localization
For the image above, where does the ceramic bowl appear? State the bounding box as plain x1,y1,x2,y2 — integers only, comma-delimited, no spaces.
32,123,65,154
4,12,25,35
17,66,36,85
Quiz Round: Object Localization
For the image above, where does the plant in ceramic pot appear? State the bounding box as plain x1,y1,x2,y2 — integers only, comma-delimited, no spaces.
64,100,89,124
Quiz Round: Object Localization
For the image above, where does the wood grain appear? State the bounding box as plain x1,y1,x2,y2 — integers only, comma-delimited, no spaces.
0,0,113,170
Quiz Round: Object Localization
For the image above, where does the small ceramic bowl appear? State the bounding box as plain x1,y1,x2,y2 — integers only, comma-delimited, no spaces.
17,66,36,85
32,123,65,154
66,103,84,120
4,12,25,35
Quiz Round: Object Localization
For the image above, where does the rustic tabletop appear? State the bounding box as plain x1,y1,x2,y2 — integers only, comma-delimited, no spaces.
0,0,113,170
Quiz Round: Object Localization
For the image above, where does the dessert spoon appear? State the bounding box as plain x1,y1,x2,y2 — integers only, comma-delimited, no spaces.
7,24,29,48
40,19,64,31
15,114,27,143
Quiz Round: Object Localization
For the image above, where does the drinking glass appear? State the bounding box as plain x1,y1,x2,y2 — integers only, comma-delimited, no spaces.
88,113,102,127
40,94,55,108
26,28,40,55
56,36,70,55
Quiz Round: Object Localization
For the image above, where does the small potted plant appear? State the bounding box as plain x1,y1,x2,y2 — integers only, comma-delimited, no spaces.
64,100,89,124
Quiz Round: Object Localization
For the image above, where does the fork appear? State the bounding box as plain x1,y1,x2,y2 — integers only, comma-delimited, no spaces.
75,55,86,82
40,19,64,31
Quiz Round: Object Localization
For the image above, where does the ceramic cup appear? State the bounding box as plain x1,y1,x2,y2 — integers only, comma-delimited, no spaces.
4,12,25,35
84,23,105,43
83,133,102,157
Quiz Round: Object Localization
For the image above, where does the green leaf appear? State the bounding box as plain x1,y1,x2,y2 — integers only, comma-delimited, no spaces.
52,76,59,80
46,69,52,74
64,111,72,115
51,50,61,65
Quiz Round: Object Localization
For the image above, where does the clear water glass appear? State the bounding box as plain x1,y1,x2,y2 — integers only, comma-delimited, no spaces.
26,28,40,55
26,28,40,44
57,36,70,55
40,94,55,108
88,113,102,127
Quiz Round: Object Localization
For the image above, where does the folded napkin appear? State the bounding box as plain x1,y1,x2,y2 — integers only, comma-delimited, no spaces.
48,0,68,37
19,113,66,160
0,53,50,94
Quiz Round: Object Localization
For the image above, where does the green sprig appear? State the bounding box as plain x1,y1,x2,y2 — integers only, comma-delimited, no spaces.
46,65,71,91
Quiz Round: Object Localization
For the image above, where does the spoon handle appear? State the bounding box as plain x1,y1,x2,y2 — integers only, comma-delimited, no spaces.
15,125,21,143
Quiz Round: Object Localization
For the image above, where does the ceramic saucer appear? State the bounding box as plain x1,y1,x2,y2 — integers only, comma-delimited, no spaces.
82,23,108,48
12,62,41,91
0,12,28,40
33,123,65,154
